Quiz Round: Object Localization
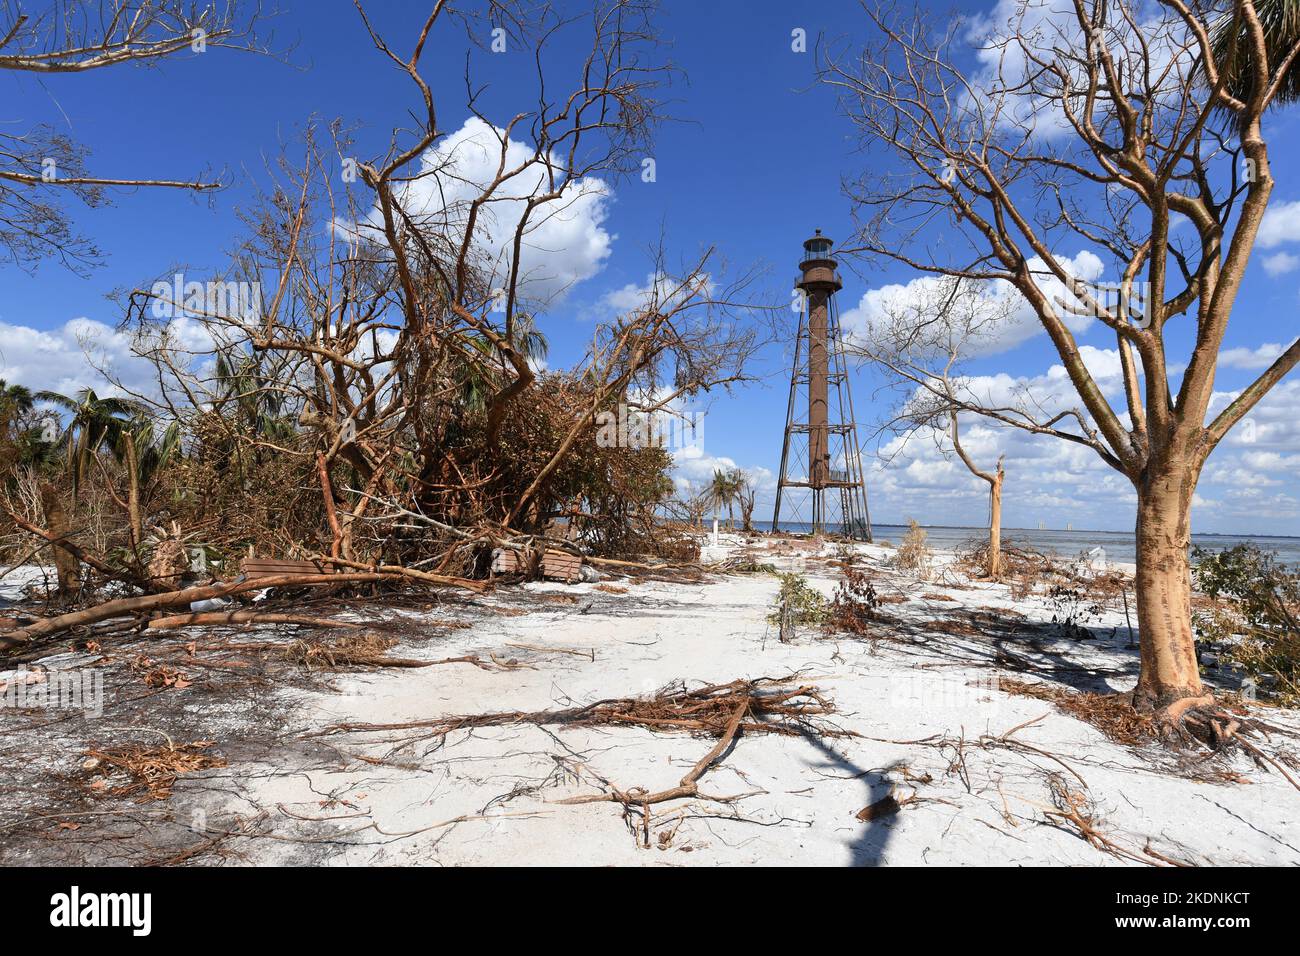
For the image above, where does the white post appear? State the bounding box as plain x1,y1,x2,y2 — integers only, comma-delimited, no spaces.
712,518,719,547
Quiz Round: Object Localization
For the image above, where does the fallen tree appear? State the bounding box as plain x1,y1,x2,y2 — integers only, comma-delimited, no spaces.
0,569,484,650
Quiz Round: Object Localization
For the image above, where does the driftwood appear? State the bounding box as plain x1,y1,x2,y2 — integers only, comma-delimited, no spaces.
554,696,753,807
146,611,364,631
0,569,481,651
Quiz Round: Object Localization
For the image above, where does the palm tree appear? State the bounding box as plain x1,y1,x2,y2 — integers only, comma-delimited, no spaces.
0,381,65,472
735,471,757,533
0,379,34,447
119,416,182,547
0,379,33,416
213,350,296,443
35,388,147,493
33,387,180,548
1210,0,1300,109
709,468,740,530
453,312,549,411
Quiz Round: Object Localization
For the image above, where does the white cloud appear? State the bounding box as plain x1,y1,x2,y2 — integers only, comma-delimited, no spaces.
588,271,714,321
1262,251,1300,276
1218,341,1293,370
957,344,1126,410
370,117,613,309
1258,200,1300,249
671,445,775,509
0,317,155,398
841,250,1105,358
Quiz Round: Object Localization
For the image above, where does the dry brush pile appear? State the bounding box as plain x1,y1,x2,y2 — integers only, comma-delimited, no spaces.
0,1,766,660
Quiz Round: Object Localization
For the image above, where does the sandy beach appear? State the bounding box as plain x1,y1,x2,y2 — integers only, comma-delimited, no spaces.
4,535,1296,867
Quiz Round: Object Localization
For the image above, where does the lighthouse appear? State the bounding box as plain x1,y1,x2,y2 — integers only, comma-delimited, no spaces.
771,230,872,539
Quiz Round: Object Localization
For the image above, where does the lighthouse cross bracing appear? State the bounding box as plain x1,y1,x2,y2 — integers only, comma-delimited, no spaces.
771,230,873,540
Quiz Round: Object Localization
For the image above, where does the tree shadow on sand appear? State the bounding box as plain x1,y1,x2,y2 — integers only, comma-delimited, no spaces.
865,606,1142,696
798,730,899,866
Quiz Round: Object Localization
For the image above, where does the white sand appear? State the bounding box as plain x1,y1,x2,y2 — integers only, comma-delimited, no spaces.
200,537,1300,866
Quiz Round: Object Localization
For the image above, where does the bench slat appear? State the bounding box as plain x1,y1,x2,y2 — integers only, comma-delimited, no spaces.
490,549,583,582
240,558,330,578
543,551,582,582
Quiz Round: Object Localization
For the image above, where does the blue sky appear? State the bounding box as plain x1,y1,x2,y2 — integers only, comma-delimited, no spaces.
4,0,1300,535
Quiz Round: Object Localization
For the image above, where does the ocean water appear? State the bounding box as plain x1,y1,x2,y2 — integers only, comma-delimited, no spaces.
774,522,1300,566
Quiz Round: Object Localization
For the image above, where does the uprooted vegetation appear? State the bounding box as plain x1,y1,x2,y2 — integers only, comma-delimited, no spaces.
317,675,850,848
769,571,830,641
0,0,766,663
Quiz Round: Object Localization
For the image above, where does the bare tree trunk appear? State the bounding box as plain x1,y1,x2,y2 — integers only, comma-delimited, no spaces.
987,459,1003,580
1131,471,1205,712
38,483,79,594
316,451,344,561
125,431,143,550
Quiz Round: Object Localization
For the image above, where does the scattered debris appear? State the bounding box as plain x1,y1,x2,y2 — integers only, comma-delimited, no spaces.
82,739,226,802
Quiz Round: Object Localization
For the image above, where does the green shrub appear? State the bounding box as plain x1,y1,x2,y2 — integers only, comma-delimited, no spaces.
768,572,829,628
1193,544,1300,704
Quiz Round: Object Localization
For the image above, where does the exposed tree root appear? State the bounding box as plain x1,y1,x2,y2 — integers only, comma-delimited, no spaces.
995,677,1300,792
309,676,847,848
313,676,848,741
995,678,1157,745
554,696,756,808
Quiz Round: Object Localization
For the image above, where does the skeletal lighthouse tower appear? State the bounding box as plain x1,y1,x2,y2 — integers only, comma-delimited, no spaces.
771,230,872,539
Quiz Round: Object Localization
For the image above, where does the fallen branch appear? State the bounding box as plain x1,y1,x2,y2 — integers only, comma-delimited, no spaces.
308,554,487,592
1,570,471,651
5,509,163,592
554,695,752,807
147,611,364,631
314,676,848,741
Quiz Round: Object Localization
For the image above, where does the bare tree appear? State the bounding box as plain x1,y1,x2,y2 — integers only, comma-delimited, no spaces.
736,469,758,534
667,479,712,530
119,0,762,566
0,1,269,272
851,276,1019,579
950,412,1006,579
824,0,1300,721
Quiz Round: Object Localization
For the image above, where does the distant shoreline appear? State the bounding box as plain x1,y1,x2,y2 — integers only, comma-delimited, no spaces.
766,522,1300,565
865,522,1300,541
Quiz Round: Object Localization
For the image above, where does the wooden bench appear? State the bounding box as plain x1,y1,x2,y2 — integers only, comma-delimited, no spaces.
239,557,332,580
542,550,583,583
491,549,583,583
